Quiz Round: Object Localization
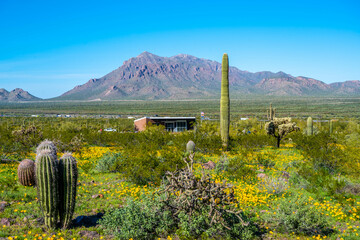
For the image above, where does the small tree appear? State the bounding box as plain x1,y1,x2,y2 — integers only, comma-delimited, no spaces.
265,118,299,148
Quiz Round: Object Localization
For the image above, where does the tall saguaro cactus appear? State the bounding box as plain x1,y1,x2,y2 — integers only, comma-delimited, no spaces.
267,103,276,120
220,53,230,149
329,120,334,134
58,153,78,229
35,150,59,229
307,117,313,135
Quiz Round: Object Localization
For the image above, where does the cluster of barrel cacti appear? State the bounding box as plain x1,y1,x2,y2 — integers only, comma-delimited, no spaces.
35,140,78,229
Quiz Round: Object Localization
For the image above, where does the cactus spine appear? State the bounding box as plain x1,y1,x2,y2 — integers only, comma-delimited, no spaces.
58,153,78,229
186,140,195,153
307,117,313,135
18,159,36,186
35,150,59,229
36,140,57,156
220,53,230,149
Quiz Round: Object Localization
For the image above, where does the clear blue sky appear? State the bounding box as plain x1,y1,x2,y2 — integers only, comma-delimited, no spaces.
0,0,359,99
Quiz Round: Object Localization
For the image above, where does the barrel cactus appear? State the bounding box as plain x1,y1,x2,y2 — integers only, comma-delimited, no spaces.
220,53,230,149
186,140,196,153
18,159,36,186
35,149,59,229
36,140,57,156
307,117,313,135
58,153,78,229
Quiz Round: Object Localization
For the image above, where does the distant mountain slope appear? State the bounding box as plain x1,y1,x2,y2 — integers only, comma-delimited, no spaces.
0,88,41,102
56,52,360,100
329,80,360,94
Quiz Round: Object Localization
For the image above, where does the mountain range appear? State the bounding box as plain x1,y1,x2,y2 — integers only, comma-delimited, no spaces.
57,52,360,100
0,88,41,102
2,52,360,101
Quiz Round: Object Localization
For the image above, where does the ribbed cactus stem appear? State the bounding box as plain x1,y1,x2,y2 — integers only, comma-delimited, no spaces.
273,108,276,119
18,159,36,186
36,140,57,156
35,150,59,229
307,117,313,135
186,140,195,153
269,103,273,120
220,53,230,149
59,153,78,229
329,120,333,134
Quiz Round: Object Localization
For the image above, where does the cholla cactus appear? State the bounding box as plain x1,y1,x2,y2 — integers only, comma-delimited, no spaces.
18,159,36,186
265,117,299,148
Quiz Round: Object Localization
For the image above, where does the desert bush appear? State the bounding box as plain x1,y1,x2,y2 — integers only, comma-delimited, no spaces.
263,193,333,236
292,132,345,174
175,205,259,240
160,153,261,239
255,151,276,169
225,155,256,183
296,164,349,199
100,195,176,240
119,145,184,185
234,118,261,135
231,133,273,149
259,176,288,195
95,152,126,173
193,121,223,154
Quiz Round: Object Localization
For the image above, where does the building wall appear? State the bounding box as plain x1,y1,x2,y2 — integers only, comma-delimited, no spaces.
134,117,196,132
134,118,152,131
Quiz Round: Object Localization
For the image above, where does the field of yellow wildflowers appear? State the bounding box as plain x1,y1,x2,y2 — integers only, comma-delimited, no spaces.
1,119,360,239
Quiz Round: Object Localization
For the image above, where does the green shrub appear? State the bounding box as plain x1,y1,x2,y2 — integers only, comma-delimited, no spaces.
95,152,125,173
223,154,256,182
231,133,273,149
119,145,184,185
292,132,345,174
176,205,259,240
263,193,333,236
297,164,350,199
255,151,276,169
100,195,175,240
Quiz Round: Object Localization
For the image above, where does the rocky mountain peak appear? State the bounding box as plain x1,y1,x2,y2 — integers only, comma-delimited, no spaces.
0,88,40,101
55,52,360,100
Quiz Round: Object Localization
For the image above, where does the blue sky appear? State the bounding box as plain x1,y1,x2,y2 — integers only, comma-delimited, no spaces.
0,0,359,98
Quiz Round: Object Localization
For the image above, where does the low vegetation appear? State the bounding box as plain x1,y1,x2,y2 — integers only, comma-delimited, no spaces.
0,114,359,239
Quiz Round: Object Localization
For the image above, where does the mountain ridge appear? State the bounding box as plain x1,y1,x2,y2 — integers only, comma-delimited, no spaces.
61,51,357,100
5,52,359,101
0,88,41,102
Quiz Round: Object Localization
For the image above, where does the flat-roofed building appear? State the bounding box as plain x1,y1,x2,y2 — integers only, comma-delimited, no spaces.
134,117,196,132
